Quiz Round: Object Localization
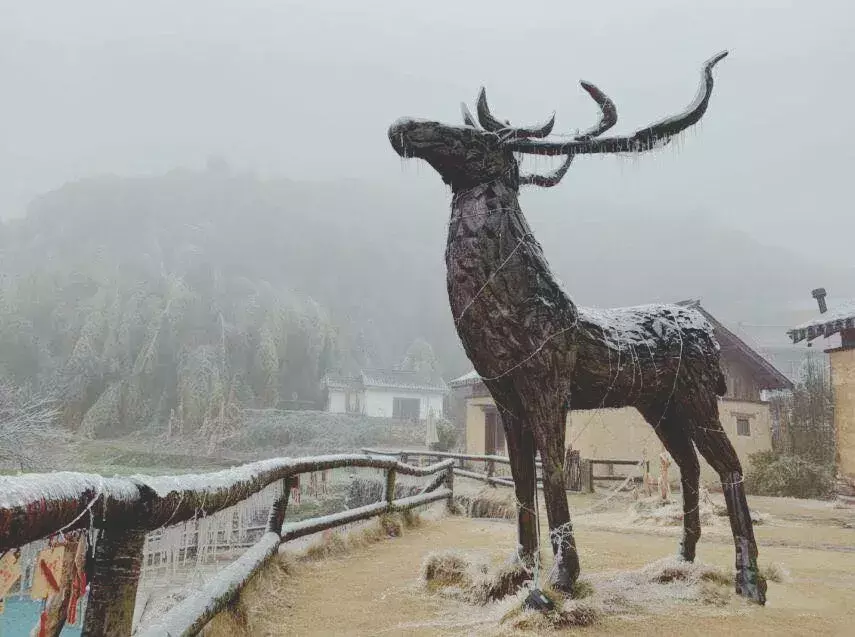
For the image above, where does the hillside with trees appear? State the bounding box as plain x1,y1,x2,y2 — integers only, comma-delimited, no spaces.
2,164,854,443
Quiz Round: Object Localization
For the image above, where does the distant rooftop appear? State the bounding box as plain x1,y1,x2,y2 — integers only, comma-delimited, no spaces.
788,300,855,344
448,370,481,388
323,369,448,394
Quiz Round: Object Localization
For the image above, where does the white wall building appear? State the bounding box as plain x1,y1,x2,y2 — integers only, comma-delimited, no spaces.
323,369,448,420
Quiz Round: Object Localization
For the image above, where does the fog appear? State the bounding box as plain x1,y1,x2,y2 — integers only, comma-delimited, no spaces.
2,0,854,397
1,6,854,626
3,1,854,255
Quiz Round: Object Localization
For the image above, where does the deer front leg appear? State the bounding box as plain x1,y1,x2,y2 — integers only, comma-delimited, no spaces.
502,415,539,567
536,408,580,594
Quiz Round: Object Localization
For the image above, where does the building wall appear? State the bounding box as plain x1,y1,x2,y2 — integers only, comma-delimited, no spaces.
327,390,347,414
830,348,855,478
464,396,496,455
722,357,763,402
463,397,773,485
362,388,445,419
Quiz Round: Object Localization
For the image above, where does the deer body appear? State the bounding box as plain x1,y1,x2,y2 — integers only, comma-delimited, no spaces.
390,51,766,604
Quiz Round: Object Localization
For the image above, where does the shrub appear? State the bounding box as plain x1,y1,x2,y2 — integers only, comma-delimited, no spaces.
431,418,458,452
745,450,834,499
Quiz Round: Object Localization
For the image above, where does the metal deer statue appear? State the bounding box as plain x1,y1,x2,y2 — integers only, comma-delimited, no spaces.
388,51,766,604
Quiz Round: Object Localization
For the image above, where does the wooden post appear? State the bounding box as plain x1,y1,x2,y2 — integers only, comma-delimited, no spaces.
385,467,397,506
444,466,455,513
580,459,594,493
564,448,581,492
267,476,296,534
486,459,495,480
82,527,147,636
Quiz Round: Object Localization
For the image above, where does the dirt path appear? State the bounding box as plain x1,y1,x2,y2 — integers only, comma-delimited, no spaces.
233,502,855,636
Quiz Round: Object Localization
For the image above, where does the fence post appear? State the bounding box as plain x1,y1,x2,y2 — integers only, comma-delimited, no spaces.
267,476,297,534
82,527,147,636
385,467,397,507
486,459,495,487
564,449,581,492
444,465,455,513
580,459,594,494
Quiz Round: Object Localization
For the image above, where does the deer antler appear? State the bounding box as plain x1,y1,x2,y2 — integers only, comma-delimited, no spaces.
518,80,619,187
506,51,728,156
460,102,481,129
519,155,575,187
476,88,556,139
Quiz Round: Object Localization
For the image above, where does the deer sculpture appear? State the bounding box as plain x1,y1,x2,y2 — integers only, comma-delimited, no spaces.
388,51,766,605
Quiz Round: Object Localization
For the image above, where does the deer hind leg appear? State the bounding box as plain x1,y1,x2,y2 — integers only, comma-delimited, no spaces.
532,402,580,594
693,414,767,605
639,402,701,563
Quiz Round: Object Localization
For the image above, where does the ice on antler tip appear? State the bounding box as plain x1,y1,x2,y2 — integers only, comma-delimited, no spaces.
504,49,728,156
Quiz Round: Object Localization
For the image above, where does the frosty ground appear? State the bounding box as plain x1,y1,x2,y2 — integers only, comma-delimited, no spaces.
215,484,855,636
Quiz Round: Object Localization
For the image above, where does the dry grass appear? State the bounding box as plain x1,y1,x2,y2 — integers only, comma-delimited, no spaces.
629,491,767,529
421,551,476,589
760,561,789,584
456,486,517,520
421,550,531,603
502,600,602,632
202,510,423,636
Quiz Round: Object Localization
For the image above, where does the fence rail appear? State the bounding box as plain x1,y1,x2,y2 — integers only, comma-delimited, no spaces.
361,448,587,491
0,453,454,637
362,448,646,494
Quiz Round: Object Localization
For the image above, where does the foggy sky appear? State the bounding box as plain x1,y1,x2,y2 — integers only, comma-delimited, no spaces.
3,0,854,266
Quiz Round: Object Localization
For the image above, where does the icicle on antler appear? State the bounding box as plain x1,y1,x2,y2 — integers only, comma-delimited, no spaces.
518,80,619,187
506,51,728,157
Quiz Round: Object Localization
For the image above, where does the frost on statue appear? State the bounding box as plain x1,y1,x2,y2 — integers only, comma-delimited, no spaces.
390,50,767,605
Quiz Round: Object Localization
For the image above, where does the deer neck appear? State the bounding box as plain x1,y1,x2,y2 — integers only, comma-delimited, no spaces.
445,180,578,376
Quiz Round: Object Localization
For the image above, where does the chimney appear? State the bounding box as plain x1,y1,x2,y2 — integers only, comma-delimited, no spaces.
811,288,828,314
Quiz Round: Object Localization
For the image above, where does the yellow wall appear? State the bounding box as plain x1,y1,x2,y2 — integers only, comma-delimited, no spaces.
464,397,773,485
830,348,855,478
465,396,496,455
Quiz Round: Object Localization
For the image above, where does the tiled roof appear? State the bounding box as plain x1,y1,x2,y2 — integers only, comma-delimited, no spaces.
360,369,448,393
788,301,855,344
448,370,482,387
322,374,360,390
676,300,792,391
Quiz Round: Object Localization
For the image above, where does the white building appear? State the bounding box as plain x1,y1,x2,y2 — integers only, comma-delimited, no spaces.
322,369,448,420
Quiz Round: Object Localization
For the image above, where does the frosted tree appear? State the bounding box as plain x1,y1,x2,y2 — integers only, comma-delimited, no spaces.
0,381,67,470
399,337,441,376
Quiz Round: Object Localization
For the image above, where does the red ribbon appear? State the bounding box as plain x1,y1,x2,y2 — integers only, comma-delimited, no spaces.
39,559,60,593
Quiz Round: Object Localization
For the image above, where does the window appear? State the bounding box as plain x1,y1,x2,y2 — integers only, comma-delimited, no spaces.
736,417,751,436
393,397,421,420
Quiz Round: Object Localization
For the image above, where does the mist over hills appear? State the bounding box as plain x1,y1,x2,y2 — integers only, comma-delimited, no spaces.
2,166,850,381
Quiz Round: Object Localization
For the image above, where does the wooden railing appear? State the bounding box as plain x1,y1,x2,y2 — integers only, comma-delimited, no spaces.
0,453,454,636
362,449,645,494
361,448,557,491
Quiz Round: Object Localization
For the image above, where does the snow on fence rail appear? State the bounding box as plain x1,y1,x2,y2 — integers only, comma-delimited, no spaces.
0,453,455,637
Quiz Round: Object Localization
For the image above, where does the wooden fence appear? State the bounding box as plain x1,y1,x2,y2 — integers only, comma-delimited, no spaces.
362,448,646,494
0,453,454,636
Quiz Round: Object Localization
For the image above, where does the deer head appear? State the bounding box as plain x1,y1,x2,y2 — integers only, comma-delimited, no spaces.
389,51,727,192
